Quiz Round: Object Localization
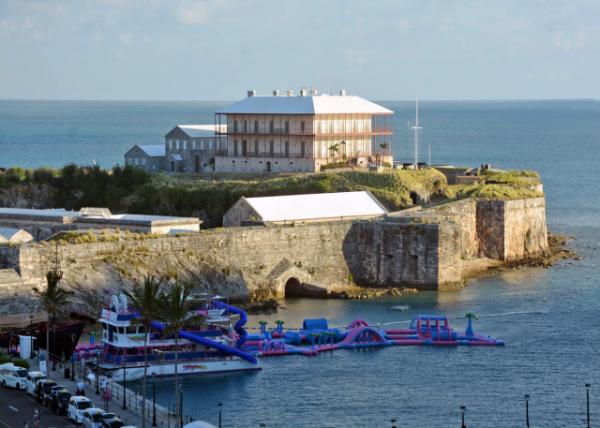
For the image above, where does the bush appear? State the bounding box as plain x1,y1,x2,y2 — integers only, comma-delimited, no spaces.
12,358,30,369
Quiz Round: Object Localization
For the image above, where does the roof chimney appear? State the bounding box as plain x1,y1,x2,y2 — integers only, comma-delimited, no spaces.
300,89,308,97
339,89,346,96
247,89,256,97
272,89,280,96
287,89,294,97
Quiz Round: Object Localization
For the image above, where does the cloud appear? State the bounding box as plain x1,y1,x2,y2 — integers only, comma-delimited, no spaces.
174,0,213,25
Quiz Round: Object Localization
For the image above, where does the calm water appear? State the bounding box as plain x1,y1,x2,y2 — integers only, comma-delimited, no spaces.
2,100,600,426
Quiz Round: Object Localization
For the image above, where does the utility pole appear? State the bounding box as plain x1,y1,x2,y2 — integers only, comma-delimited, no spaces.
525,394,530,428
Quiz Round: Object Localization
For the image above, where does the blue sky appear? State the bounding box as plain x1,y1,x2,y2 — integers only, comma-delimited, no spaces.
0,0,598,100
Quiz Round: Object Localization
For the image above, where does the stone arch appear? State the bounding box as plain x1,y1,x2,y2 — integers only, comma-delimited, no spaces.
284,277,302,297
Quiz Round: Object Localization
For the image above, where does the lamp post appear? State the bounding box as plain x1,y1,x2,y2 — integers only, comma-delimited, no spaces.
179,385,183,428
70,333,76,381
586,383,591,428
122,364,127,410
391,417,397,428
95,350,100,395
524,394,530,428
29,314,34,359
460,405,466,428
218,402,223,428
152,373,157,427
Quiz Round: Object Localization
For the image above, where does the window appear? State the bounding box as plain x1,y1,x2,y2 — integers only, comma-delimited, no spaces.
301,141,306,157
269,121,274,133
254,120,259,133
301,121,305,133
284,141,289,157
183,141,187,150
242,140,247,156
234,140,238,156
269,140,274,156
208,140,213,150
141,158,146,166
284,120,289,134
243,120,248,133
233,120,238,133
254,140,259,154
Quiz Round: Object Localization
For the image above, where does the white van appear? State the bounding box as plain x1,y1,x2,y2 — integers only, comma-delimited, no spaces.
0,363,28,390
25,371,46,396
68,395,92,424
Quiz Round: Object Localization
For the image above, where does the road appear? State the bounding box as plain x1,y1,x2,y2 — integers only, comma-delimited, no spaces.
0,387,77,428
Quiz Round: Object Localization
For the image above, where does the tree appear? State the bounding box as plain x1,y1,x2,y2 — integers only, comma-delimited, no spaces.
328,143,340,160
32,262,73,361
124,276,163,428
159,282,200,428
464,312,478,337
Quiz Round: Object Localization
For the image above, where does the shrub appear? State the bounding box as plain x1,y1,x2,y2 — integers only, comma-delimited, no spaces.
12,358,30,369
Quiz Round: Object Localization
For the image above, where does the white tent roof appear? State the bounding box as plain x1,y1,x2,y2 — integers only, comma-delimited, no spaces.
243,191,387,223
138,145,165,157
176,124,225,138
217,94,393,115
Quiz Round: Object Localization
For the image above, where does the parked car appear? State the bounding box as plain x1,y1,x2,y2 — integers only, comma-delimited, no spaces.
35,379,56,403
68,395,92,424
82,407,106,428
44,385,65,407
25,371,46,396
0,362,28,390
50,387,71,415
101,413,125,428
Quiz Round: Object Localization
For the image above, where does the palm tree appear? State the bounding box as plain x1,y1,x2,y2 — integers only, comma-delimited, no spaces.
328,143,340,160
160,281,197,428
464,312,478,337
124,276,163,428
33,266,73,361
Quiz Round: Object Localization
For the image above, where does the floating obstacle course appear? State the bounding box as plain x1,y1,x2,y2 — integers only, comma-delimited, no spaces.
243,314,504,358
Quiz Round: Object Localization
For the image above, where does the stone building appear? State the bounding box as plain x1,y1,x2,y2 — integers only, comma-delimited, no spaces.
214,89,394,173
164,124,226,173
223,191,388,227
124,145,165,172
0,228,34,244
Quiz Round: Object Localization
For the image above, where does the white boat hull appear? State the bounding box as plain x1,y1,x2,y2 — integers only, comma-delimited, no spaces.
105,358,260,381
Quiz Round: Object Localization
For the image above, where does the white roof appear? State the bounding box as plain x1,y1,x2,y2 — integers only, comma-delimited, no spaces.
217,94,393,115
0,227,33,243
0,208,79,219
170,154,183,161
175,124,225,138
138,145,165,157
242,191,387,222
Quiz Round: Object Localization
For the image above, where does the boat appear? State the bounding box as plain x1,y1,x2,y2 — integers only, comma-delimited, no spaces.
97,293,260,381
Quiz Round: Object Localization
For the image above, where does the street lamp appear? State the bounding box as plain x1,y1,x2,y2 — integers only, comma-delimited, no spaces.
218,402,223,428
29,314,34,359
460,405,466,428
586,383,591,428
152,373,157,427
391,417,397,428
179,385,184,428
95,350,100,395
524,394,530,428
122,365,127,410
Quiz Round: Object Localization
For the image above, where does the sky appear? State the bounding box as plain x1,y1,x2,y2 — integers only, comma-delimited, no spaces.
0,0,599,101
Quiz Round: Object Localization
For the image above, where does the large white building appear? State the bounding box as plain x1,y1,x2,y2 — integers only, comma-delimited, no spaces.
214,89,394,173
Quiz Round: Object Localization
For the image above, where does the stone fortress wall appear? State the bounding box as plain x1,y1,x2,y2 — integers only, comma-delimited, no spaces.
0,197,548,318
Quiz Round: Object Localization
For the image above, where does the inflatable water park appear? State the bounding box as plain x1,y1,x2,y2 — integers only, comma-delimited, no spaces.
243,314,504,358
79,294,503,381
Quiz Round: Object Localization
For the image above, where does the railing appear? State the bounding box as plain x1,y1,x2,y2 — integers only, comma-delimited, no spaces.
107,379,173,427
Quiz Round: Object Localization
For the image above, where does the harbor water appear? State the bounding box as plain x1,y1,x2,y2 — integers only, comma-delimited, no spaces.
1,100,599,426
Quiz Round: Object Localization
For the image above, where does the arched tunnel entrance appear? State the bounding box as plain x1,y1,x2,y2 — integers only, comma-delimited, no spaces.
284,277,303,298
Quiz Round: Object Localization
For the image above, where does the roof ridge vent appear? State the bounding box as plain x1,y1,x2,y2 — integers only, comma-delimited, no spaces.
299,89,308,97
272,89,280,96
339,89,346,96
287,89,294,96
247,89,256,97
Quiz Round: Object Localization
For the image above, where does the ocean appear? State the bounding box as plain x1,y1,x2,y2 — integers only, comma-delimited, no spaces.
1,99,599,426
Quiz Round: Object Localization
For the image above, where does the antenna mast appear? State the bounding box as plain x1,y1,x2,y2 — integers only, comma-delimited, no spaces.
409,95,422,170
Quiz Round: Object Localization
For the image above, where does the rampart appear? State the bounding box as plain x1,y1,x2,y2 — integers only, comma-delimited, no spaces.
0,197,549,318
